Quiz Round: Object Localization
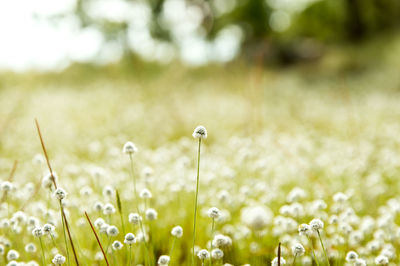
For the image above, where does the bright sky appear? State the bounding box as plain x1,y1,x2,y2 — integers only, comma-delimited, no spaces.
0,0,316,72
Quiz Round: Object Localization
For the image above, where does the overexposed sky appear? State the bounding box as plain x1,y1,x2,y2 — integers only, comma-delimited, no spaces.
0,0,316,72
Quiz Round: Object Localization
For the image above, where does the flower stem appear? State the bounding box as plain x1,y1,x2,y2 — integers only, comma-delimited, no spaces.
307,236,320,266
291,254,297,266
128,154,150,266
317,230,330,266
39,237,46,266
192,138,202,266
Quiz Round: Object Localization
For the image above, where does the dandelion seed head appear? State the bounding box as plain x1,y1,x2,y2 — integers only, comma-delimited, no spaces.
291,243,305,256
124,233,136,244
112,240,123,250
171,225,183,238
145,208,158,221
106,225,119,236
158,255,170,265
32,227,43,237
52,254,66,265
207,207,221,219
54,188,67,200
7,250,19,261
211,248,224,260
192,126,207,139
123,141,138,155
309,218,324,231
128,213,142,224
197,249,210,260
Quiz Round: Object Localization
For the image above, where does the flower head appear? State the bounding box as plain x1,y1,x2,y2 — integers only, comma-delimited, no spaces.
192,126,207,139
207,207,221,219
171,226,183,238
309,219,324,231
124,233,136,245
32,227,43,237
197,249,210,260
54,188,67,200
211,248,224,260
106,225,119,237
52,254,66,265
346,251,358,262
128,213,142,224
123,142,138,154
112,241,123,250
158,255,170,265
272,257,286,266
291,243,305,256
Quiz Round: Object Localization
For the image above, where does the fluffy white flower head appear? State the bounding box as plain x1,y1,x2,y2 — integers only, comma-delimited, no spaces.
123,142,138,155
171,226,183,238
192,126,207,139
52,254,66,265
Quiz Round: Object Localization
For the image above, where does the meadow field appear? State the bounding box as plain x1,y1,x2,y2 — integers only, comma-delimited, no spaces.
1,48,400,266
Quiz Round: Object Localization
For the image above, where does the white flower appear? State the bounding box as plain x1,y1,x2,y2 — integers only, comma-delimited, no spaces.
158,255,170,265
103,203,116,215
112,241,123,250
52,254,66,265
123,142,138,154
355,258,367,266
25,243,36,253
128,213,142,224
54,188,67,200
241,206,273,230
171,226,183,238
197,249,210,260
375,255,389,265
207,207,221,219
43,224,55,234
212,234,231,248
192,126,207,139
291,243,305,256
7,250,19,261
42,172,58,189
106,225,119,237
32,227,43,237
211,248,224,260
309,219,324,231
145,208,158,221
94,218,105,228
1,181,13,191
124,233,136,245
93,201,103,212
140,188,152,199
298,224,312,236
271,257,286,266
346,251,358,262
333,192,348,203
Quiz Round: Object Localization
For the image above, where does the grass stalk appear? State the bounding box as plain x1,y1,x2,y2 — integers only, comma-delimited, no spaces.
85,212,110,266
317,230,331,266
192,138,202,266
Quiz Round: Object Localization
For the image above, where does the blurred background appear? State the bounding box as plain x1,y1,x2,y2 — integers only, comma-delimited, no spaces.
0,0,400,70
1,0,400,154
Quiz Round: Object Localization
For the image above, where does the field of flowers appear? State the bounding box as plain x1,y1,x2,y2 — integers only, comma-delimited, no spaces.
1,64,400,266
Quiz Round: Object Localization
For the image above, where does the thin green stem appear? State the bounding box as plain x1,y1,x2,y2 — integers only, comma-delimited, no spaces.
128,244,132,266
210,218,215,266
128,154,150,266
60,206,71,266
169,237,177,258
317,230,330,266
192,138,202,266
291,254,297,266
39,237,46,266
307,236,320,266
